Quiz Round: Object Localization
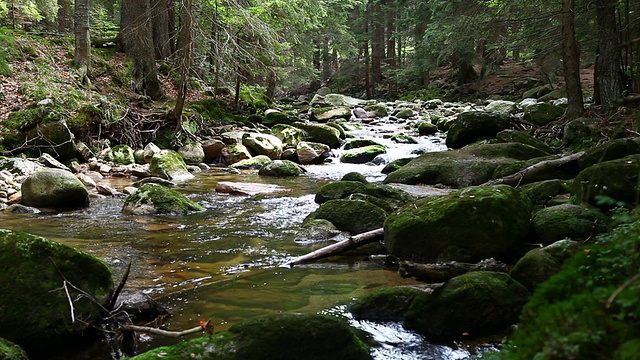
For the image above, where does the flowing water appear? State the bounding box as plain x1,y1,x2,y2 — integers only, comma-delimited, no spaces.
0,118,498,359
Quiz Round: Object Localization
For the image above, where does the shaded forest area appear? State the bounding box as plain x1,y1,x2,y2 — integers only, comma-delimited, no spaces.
0,0,639,146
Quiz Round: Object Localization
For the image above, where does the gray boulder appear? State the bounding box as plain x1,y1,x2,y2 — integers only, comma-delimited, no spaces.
271,124,307,148
296,142,331,165
292,122,341,148
242,132,283,160
21,168,89,208
177,142,205,165
221,144,252,165
230,155,272,170
523,102,565,126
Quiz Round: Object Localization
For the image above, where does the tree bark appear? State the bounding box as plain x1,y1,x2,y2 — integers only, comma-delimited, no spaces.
561,0,584,118
73,0,91,86
168,0,192,129
595,0,622,112
286,228,384,267
371,3,384,86
150,0,174,59
120,0,164,100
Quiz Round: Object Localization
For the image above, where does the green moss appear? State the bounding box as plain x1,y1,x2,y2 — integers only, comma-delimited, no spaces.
305,199,387,235
488,221,640,359
0,229,113,353
187,99,241,126
123,183,203,215
349,286,424,321
341,145,386,163
239,85,271,110
0,338,28,360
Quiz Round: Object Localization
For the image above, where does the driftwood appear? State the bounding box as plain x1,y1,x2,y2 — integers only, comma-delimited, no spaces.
482,151,585,187
286,228,384,267
399,258,508,283
121,319,213,338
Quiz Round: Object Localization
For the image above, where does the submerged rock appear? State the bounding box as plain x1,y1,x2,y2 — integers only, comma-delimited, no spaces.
126,313,372,360
21,168,89,209
0,229,113,354
122,183,203,215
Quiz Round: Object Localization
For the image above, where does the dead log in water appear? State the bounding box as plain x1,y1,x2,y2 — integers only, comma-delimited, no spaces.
399,258,508,283
285,228,384,267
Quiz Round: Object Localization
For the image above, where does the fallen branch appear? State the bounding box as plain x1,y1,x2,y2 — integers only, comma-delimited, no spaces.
121,319,213,338
106,261,131,311
399,258,508,283
482,151,585,187
285,228,384,267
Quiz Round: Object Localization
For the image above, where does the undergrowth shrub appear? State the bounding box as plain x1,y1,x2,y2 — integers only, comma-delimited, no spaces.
485,220,640,359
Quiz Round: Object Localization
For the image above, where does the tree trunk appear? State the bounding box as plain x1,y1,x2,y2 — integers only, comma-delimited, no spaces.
57,0,73,33
321,37,331,81
363,10,372,98
150,0,174,60
595,0,622,112
561,0,584,118
371,3,384,86
73,0,91,86
168,0,192,129
120,0,164,100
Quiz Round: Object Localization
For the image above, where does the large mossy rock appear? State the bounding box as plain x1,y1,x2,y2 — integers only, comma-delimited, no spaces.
0,338,28,360
573,155,640,208
221,144,252,165
310,106,351,122
0,229,114,354
578,137,640,169
341,145,386,164
383,142,545,188
21,168,89,209
103,144,135,165
445,111,511,149
149,150,194,181
349,286,425,322
258,160,304,177
384,185,532,262
519,179,571,210
495,129,556,154
263,110,298,126
242,133,283,160
510,239,580,292
404,272,530,340
125,313,371,360
343,138,384,150
230,155,272,170
305,199,387,235
292,121,341,148
315,181,409,212
122,183,204,215
529,204,610,245
522,102,565,126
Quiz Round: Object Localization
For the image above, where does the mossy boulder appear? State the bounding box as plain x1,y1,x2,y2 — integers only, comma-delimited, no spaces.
562,117,600,147
125,313,371,360
0,229,114,354
485,100,518,119
510,239,580,292
242,132,283,160
529,204,610,245
149,150,194,181
343,138,384,150
519,179,571,210
384,185,532,262
295,141,330,164
445,111,511,149
177,142,205,165
292,121,341,148
495,129,556,154
417,121,439,135
258,160,304,177
26,120,78,160
0,338,28,360
349,286,425,322
21,168,89,209
341,145,386,164
271,124,306,148
578,137,640,169
122,183,204,215
573,155,640,208
103,144,135,165
341,172,368,183
221,144,252,165
522,102,565,126
395,108,415,119
304,199,387,235
383,143,551,188
230,155,272,170
391,134,418,144
293,219,346,244
404,272,530,340
381,157,413,174
263,110,298,126
364,103,388,117
314,181,409,212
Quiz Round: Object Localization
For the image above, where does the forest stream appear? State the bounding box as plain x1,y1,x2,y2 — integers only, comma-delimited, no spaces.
0,117,498,359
